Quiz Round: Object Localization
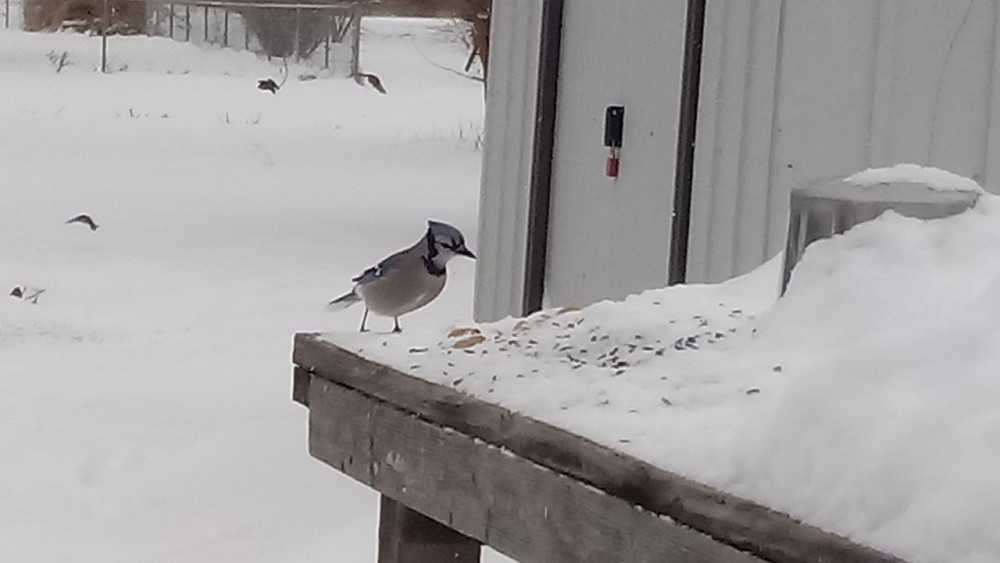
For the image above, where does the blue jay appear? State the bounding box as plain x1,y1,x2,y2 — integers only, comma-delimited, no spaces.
328,220,475,332
10,286,46,304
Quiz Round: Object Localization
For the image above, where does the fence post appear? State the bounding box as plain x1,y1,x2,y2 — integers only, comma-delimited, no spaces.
324,11,332,69
169,4,174,39
294,8,301,61
185,5,190,42
4,0,9,30
101,0,109,73
349,8,361,77
223,7,229,47
203,5,208,42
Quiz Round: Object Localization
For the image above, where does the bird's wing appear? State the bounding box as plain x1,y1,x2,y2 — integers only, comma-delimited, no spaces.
351,246,415,285
24,288,45,300
351,264,382,285
367,74,387,95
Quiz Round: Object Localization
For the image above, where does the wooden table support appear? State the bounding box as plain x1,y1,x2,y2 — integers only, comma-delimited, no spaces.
378,496,481,563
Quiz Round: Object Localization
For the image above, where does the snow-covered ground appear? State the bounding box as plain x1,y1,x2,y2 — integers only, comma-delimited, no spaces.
338,165,1000,563
0,20,507,562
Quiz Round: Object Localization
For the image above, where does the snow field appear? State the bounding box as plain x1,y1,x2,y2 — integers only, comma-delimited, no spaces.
1,19,503,563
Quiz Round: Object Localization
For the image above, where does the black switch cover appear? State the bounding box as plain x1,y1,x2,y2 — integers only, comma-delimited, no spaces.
604,105,625,148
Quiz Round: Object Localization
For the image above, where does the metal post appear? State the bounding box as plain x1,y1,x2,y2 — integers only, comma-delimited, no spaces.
324,12,332,69
244,12,250,50
4,0,9,30
101,0,109,73
522,0,564,315
169,4,174,39
203,5,209,42
185,5,190,42
667,0,708,285
223,8,229,47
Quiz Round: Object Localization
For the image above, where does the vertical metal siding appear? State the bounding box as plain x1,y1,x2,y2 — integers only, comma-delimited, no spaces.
473,1,544,322
688,0,782,283
690,0,1000,284
985,0,1000,188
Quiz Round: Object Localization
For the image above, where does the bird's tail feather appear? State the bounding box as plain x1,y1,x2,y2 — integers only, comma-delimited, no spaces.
325,290,362,312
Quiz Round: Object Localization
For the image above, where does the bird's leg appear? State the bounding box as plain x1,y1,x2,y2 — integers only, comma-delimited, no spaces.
359,308,370,333
392,317,402,333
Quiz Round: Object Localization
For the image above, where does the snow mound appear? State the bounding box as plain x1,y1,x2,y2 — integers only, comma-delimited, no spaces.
845,163,985,193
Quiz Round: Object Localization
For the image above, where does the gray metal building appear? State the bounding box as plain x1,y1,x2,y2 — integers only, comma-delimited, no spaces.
474,0,1000,322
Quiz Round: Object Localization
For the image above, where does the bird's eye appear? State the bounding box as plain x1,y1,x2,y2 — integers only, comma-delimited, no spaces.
436,237,458,250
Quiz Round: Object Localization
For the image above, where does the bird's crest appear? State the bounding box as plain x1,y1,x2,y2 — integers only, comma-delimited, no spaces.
427,220,466,246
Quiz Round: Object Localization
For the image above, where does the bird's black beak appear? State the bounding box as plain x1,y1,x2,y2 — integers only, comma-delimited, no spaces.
458,247,476,259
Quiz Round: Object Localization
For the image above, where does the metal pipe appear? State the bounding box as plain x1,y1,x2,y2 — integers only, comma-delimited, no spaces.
522,0,565,315
667,0,708,285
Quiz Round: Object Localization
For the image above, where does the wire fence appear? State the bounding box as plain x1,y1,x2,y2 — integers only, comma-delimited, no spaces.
4,0,362,74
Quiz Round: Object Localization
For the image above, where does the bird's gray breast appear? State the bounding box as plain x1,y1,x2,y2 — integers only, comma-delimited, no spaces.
355,253,447,317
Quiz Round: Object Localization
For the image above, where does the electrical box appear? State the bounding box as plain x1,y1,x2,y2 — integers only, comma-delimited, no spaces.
604,105,625,177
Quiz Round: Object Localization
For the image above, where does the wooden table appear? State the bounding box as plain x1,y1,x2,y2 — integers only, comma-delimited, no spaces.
292,332,907,563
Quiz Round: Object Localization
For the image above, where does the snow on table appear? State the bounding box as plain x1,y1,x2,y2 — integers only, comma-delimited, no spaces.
329,192,1000,563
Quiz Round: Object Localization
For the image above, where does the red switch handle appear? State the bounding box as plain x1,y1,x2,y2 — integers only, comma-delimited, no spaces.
606,156,620,178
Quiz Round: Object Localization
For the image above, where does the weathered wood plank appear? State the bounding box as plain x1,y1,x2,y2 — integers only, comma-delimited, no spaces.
294,333,908,563
378,496,481,563
308,376,764,563
292,366,310,406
